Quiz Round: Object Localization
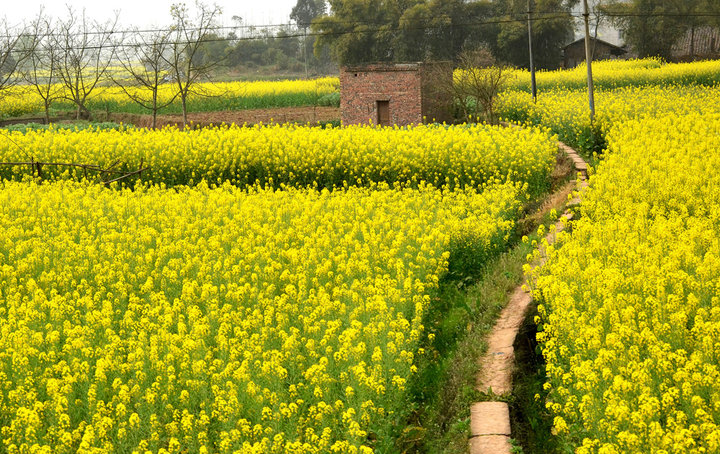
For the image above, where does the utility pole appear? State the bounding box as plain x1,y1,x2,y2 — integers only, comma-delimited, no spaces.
303,28,309,79
527,0,537,102
582,0,596,121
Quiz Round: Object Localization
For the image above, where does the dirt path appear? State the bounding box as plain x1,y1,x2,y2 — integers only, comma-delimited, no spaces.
109,106,340,129
469,141,589,454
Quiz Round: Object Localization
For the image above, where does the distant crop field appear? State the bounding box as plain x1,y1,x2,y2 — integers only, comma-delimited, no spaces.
502,58,720,91
0,77,340,119
3,58,719,121
498,84,720,154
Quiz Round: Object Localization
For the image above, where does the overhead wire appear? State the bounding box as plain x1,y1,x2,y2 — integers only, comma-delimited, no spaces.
1,10,718,54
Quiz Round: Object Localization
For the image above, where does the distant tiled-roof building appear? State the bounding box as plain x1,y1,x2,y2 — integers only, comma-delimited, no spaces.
562,37,628,68
672,26,720,60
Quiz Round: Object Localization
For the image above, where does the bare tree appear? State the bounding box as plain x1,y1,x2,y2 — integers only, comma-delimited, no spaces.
23,10,62,123
0,19,30,103
164,1,223,128
451,48,512,124
52,7,119,120
113,29,178,128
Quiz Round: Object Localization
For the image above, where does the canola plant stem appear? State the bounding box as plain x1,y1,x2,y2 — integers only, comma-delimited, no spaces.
0,161,147,180
0,161,102,169
102,166,150,185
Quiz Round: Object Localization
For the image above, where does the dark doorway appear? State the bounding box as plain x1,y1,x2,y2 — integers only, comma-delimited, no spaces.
376,100,390,126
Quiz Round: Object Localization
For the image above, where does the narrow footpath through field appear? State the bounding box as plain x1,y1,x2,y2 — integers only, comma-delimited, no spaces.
468,141,589,454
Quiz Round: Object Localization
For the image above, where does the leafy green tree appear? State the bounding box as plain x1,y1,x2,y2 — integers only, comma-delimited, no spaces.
706,0,720,27
195,33,231,67
312,0,399,64
601,0,708,59
291,0,327,27
395,0,431,61
291,0,327,75
422,0,495,61
312,0,495,65
493,0,578,69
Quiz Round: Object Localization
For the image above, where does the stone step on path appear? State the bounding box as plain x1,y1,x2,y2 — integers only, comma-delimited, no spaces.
557,142,589,179
468,140,588,454
470,402,511,452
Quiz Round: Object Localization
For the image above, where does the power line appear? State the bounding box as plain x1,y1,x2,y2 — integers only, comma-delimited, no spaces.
7,13,578,54
3,10,720,41
3,11,720,54
1,11,575,41
601,11,720,19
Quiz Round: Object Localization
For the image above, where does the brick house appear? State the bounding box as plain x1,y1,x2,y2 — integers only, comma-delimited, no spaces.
340,62,453,127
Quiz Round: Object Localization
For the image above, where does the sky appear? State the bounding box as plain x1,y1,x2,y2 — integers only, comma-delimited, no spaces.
5,0,299,29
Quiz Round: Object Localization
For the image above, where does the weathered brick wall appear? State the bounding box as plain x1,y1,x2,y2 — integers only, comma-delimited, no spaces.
420,62,453,124
340,65,423,126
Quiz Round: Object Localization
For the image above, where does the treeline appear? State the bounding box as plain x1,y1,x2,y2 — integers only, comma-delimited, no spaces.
311,0,578,70
310,0,720,68
202,28,334,74
600,0,720,61
207,0,720,70
224,0,334,74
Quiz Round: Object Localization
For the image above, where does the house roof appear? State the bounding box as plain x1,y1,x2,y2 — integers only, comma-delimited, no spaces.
341,61,453,72
342,62,423,72
563,37,627,52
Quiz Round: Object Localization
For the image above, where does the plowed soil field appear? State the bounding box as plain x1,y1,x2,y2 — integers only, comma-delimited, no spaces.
111,106,340,128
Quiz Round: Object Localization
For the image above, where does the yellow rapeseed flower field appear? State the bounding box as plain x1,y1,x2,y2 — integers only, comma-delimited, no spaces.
0,77,340,118
0,123,556,196
2,59,718,119
499,84,720,153
5,57,717,454
531,112,720,453
0,179,522,453
504,58,720,91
